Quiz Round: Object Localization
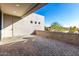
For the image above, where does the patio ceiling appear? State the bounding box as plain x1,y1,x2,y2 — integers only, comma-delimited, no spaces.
0,3,47,17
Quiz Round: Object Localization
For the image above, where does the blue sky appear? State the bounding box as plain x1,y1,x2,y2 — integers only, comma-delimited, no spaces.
35,3,79,27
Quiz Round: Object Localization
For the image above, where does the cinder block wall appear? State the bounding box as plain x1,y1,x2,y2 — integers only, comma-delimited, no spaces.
2,13,44,38
36,30,79,45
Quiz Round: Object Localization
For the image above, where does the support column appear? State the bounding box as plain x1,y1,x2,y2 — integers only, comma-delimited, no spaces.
0,11,2,40
1,12,4,40
12,16,14,37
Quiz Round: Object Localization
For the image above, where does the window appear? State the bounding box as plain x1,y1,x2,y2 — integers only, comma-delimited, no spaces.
38,22,40,24
30,21,33,24
35,21,37,24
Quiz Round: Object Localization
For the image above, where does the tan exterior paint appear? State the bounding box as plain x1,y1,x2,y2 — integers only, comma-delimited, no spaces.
2,13,44,38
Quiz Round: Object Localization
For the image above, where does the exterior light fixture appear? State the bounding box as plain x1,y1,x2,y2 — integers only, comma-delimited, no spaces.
13,10,17,13
16,4,20,7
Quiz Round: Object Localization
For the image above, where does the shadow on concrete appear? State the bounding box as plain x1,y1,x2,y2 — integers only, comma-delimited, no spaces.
31,30,36,35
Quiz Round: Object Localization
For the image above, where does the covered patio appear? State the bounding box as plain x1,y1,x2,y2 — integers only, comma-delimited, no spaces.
0,3,46,40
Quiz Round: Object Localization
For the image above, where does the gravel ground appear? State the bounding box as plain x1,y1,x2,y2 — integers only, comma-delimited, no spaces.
0,36,79,56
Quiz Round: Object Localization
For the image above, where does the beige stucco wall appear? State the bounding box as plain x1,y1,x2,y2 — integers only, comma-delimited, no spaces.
2,13,44,38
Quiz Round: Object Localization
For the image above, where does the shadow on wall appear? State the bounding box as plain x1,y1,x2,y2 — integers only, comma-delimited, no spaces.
3,14,22,29
2,13,43,37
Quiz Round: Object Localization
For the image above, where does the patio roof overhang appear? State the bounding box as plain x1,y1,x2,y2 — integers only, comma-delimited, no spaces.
0,3,47,17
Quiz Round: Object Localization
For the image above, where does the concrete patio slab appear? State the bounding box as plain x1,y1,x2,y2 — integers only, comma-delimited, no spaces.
0,35,36,45
0,36,79,56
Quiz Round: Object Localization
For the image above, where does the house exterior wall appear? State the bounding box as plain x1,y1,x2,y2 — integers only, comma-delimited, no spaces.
2,13,44,38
